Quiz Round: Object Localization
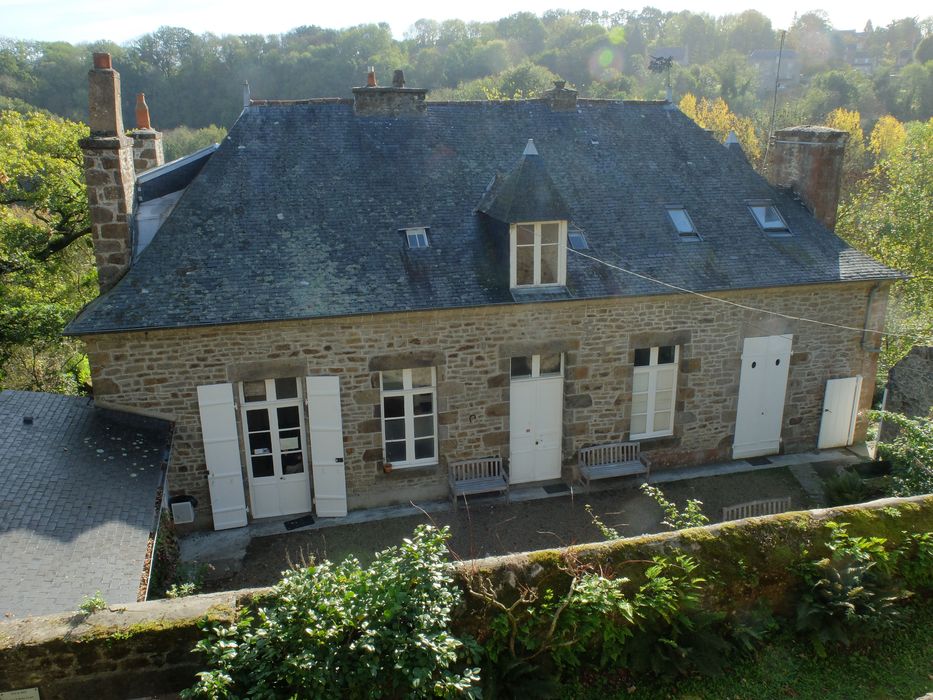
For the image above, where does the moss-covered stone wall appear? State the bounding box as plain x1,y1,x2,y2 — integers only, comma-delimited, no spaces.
1,495,929,698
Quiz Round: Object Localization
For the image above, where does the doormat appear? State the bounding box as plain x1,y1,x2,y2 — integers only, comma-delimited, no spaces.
284,514,315,531
543,483,571,494
746,456,773,466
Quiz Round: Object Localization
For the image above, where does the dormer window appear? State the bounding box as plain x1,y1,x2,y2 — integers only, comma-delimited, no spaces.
511,221,567,287
666,206,700,240
748,203,789,234
403,227,430,248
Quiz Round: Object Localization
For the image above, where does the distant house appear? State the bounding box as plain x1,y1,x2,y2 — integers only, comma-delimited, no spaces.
749,48,799,92
67,55,897,530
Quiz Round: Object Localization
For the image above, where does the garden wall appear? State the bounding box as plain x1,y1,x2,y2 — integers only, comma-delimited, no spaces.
1,495,930,699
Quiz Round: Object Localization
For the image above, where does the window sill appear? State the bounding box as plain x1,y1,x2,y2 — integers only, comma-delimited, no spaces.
630,431,674,442
384,462,439,476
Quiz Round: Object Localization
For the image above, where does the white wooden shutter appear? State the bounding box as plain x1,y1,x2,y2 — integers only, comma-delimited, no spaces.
197,383,248,530
307,375,348,517
818,376,862,449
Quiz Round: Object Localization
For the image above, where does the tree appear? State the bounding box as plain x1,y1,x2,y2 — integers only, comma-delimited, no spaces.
824,107,867,192
162,124,227,161
836,119,933,371
0,110,95,392
869,114,907,159
679,93,761,161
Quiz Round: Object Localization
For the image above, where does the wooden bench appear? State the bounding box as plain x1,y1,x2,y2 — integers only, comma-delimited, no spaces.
722,496,791,522
577,442,648,493
449,456,509,509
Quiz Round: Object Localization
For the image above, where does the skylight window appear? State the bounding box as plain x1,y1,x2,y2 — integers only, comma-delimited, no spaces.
403,227,430,249
666,206,699,240
568,226,589,250
748,203,789,234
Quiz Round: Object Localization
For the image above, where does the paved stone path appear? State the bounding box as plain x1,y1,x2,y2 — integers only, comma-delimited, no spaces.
788,463,828,503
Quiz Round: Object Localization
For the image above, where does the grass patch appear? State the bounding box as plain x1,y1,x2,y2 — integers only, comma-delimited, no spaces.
564,599,933,700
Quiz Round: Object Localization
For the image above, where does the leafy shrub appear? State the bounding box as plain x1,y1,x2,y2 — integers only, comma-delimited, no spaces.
870,410,933,497
896,531,933,591
77,591,107,615
824,470,870,506
795,522,907,655
640,484,710,530
183,525,479,699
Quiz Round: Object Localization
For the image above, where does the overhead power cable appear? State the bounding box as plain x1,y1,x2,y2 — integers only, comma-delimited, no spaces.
567,247,925,343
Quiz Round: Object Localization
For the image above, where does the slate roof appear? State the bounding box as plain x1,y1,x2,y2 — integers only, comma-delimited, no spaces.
0,391,171,617
67,98,899,335
477,140,571,223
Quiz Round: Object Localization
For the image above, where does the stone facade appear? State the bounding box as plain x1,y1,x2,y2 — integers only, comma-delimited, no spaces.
79,135,136,293
881,345,933,441
131,129,164,173
767,126,848,231
82,281,888,529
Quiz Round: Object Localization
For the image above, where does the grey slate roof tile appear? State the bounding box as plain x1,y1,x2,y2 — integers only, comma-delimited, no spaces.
66,99,899,335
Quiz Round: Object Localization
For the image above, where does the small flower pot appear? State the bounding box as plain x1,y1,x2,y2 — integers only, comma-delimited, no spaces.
382,463,393,474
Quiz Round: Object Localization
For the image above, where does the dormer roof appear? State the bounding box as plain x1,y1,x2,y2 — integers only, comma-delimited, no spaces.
477,139,571,224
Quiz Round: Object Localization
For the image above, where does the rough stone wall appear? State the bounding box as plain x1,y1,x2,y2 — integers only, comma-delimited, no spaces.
80,136,136,293
352,86,428,116
131,129,165,173
881,345,933,441
767,126,848,231
1,495,929,698
82,282,887,528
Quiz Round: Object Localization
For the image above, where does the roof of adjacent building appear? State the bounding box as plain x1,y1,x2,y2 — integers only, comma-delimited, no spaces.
0,391,171,617
67,97,898,335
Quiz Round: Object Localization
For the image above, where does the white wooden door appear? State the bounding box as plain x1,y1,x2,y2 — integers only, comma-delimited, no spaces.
307,376,348,517
241,379,312,519
818,376,862,449
197,383,248,530
510,376,563,484
733,335,793,459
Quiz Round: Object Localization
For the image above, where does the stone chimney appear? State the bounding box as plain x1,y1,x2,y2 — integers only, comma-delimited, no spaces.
131,93,165,173
80,52,137,293
352,68,427,116
542,80,577,111
767,125,848,231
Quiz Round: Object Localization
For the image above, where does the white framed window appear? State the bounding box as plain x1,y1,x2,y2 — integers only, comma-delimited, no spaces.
239,378,307,479
403,227,430,249
511,220,567,287
510,353,563,380
381,367,437,467
666,206,700,240
631,345,678,439
748,202,789,234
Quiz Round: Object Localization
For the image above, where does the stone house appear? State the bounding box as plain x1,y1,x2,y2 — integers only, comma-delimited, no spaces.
66,55,899,530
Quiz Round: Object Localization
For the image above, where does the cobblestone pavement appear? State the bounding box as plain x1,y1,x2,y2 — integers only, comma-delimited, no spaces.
0,391,171,619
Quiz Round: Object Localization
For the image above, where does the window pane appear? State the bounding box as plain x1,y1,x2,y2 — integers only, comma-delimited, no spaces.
632,393,648,414
540,354,562,375
384,418,405,441
667,208,694,233
631,414,647,435
517,224,535,245
277,406,300,429
414,438,435,460
414,415,434,439
653,410,671,430
383,396,405,418
412,393,433,416
385,441,407,463
656,368,674,391
410,367,433,388
382,370,404,391
248,431,271,454
279,429,301,451
251,455,274,478
658,346,676,364
540,223,559,244
540,244,558,284
243,381,266,402
511,356,532,377
568,230,589,250
274,377,298,400
634,348,650,367
633,371,649,393
282,452,304,474
654,389,673,412
247,409,270,432
516,246,534,285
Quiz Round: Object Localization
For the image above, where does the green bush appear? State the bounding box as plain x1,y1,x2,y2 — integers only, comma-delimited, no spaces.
870,411,933,497
183,525,479,699
824,470,870,506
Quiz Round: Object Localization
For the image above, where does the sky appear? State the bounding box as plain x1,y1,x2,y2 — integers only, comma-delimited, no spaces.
1,0,929,44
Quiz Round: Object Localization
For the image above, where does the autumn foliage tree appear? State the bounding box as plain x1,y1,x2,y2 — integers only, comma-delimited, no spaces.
678,93,761,162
